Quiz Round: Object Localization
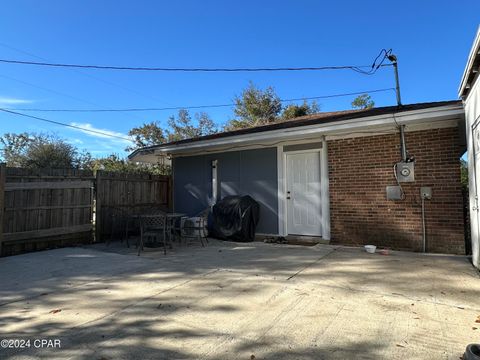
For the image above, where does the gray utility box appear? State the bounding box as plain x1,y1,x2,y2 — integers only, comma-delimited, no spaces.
386,185,403,200
420,187,432,199
396,162,415,182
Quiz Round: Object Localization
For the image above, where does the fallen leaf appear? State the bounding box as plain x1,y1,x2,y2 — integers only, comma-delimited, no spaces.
251,355,256,360
473,327,478,330
396,344,405,348
49,309,61,314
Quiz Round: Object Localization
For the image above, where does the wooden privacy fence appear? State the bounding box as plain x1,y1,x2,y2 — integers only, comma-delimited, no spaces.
95,170,171,241
0,165,172,256
0,165,95,256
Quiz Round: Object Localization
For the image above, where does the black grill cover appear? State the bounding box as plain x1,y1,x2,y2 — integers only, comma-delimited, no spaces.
210,195,260,242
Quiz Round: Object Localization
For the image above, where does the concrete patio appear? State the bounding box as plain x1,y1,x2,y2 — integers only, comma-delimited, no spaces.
0,240,479,360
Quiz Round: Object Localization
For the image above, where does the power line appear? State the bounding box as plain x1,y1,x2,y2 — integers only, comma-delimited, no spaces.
0,86,395,143
7,88,395,113
0,71,154,124
0,42,174,107
0,56,391,73
0,108,133,142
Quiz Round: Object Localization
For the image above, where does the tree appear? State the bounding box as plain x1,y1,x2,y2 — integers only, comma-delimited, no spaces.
126,121,167,152
351,94,375,109
226,82,282,130
0,132,92,169
167,109,217,142
282,100,320,120
88,154,169,175
126,110,217,151
0,132,31,166
196,112,217,137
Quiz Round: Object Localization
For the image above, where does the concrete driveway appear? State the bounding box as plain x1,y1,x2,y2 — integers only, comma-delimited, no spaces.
0,240,479,360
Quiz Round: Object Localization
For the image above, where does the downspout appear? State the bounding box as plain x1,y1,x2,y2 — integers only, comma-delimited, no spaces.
421,196,426,253
320,137,331,240
399,124,407,162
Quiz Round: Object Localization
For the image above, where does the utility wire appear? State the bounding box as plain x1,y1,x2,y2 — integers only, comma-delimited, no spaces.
0,86,396,143
0,42,174,107
0,87,395,142
0,108,134,142
7,88,395,113
0,52,392,73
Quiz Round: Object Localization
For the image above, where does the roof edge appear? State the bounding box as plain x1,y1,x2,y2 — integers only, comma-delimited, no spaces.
128,100,462,160
459,25,480,97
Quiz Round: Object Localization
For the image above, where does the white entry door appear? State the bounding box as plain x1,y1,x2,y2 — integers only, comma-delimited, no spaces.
286,151,322,236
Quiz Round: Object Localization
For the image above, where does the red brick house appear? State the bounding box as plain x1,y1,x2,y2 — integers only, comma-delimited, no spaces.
130,100,466,254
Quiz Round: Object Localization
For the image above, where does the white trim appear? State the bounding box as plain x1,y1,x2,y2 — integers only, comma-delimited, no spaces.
137,105,463,160
459,25,480,97
283,149,321,155
277,146,286,236
279,141,330,239
211,159,218,205
163,120,461,159
285,147,323,237
172,159,175,212
320,137,331,240
283,149,288,236
171,137,326,158
134,119,460,161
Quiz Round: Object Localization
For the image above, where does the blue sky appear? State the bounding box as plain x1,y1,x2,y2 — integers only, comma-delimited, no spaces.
0,0,479,157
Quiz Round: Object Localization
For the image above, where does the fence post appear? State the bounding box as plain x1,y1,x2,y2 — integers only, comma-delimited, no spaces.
95,170,102,243
0,163,6,256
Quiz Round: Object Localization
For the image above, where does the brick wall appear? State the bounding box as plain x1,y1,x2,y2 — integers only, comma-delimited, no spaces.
328,126,465,254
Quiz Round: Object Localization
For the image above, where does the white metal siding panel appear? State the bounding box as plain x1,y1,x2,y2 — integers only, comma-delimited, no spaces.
465,75,480,269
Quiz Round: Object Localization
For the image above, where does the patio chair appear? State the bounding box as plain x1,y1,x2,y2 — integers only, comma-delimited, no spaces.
195,207,211,244
138,214,170,255
180,216,208,247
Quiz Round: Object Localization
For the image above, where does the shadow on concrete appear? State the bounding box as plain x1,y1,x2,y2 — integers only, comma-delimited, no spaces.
0,239,478,359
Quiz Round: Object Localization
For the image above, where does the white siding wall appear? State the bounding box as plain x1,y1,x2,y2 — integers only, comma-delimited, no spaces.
465,76,480,269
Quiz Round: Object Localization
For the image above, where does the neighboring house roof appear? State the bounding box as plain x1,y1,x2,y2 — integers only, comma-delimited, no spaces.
129,100,463,161
459,25,480,98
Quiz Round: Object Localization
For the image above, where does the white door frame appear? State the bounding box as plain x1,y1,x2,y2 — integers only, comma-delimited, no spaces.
285,149,322,236
277,137,330,239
